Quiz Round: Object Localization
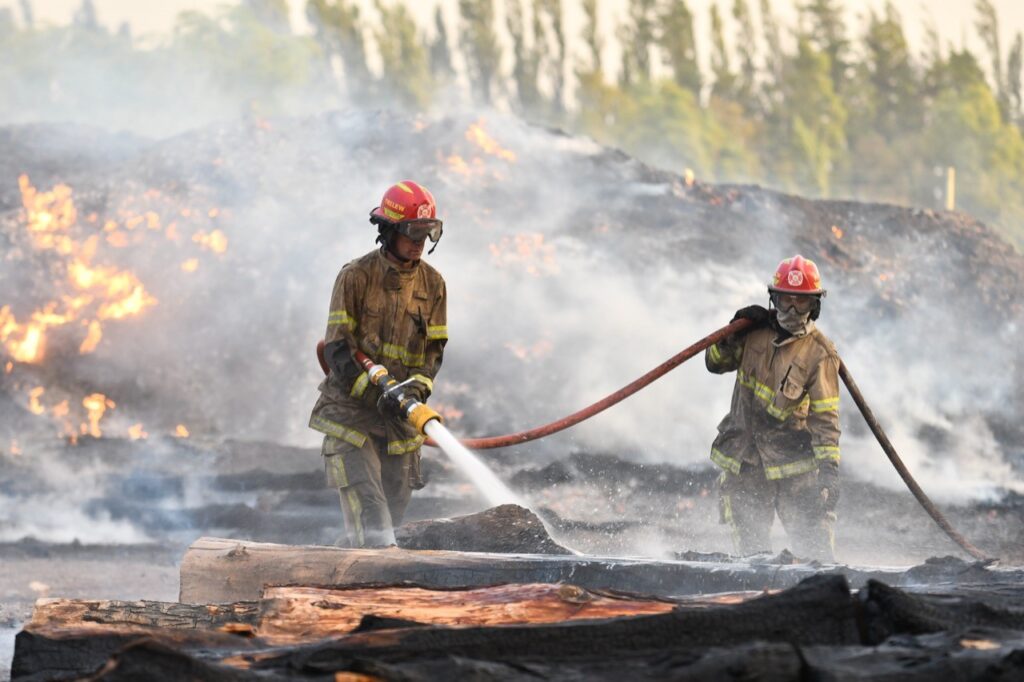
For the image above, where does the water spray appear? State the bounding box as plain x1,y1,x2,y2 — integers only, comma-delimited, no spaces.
339,345,522,507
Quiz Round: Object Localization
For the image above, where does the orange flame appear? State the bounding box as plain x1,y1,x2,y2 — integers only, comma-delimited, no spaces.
28,386,45,415
192,229,228,254
81,393,115,438
128,423,148,440
9,440,21,456
175,424,190,438
79,320,103,354
181,258,199,273
465,122,517,162
831,225,844,239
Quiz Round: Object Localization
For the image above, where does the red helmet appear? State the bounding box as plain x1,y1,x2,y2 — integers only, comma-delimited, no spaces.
372,180,436,222
370,181,442,243
769,255,825,295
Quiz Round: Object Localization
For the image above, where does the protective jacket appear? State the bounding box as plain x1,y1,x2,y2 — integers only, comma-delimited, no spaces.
309,249,447,459
705,323,841,479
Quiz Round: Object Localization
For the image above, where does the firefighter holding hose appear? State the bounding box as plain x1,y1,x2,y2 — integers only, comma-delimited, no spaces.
309,181,447,547
705,255,841,561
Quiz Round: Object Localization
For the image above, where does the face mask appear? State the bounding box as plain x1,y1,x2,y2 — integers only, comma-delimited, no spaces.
776,307,812,336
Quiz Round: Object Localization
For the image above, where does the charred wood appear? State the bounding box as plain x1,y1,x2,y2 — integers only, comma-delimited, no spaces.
395,504,574,554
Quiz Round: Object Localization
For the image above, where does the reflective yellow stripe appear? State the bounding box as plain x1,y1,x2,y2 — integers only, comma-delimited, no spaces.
426,325,448,340
810,396,840,413
379,342,426,367
327,310,356,331
388,435,424,455
764,457,818,480
308,416,368,448
813,445,841,462
738,370,807,421
326,454,348,487
350,372,369,398
709,344,722,364
344,488,364,546
396,182,413,193
409,374,433,393
710,448,742,474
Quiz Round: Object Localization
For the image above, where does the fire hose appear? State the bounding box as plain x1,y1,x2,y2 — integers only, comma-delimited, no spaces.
316,320,989,560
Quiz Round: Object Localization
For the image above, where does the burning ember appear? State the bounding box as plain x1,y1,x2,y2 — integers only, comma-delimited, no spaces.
175,424,190,438
831,225,844,239
465,122,517,162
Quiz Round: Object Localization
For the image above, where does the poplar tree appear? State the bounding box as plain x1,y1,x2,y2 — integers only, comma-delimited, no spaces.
580,0,602,76
732,0,759,114
975,0,1007,115
374,1,432,108
1008,33,1023,123
458,0,500,104
429,8,454,84
507,0,542,113
658,0,700,95
709,4,734,99
306,0,370,92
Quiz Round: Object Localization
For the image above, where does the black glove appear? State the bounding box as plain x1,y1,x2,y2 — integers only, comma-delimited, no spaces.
376,388,404,420
731,305,771,327
818,462,840,513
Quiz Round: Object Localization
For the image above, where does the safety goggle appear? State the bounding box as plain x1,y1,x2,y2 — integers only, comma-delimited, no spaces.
770,292,817,314
396,218,443,243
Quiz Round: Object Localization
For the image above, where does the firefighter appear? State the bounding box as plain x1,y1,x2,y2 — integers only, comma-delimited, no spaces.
705,255,841,561
309,181,448,547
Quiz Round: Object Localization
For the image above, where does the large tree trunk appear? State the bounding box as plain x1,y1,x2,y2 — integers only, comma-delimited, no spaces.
179,536,906,603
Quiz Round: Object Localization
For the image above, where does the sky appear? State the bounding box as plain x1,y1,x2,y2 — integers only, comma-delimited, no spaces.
12,0,1024,60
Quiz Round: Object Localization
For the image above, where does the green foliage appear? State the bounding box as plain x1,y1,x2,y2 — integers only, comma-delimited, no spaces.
458,0,501,103
657,0,700,95
374,2,433,109
3,0,1024,248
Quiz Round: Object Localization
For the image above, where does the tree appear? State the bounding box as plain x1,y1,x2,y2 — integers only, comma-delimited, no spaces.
374,1,433,109
657,0,700,95
1009,33,1023,123
799,0,849,92
709,3,734,99
760,0,784,97
507,0,542,113
974,0,1005,113
458,0,501,104
18,0,34,28
244,0,290,33
536,0,566,114
618,0,656,87
73,0,99,32
732,0,759,114
580,0,602,76
764,38,848,195
306,0,370,95
429,8,454,84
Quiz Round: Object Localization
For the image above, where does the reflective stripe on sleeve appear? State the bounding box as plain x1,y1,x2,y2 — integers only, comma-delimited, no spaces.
309,416,368,448
327,310,356,331
810,396,840,413
343,488,364,546
387,435,425,455
738,370,808,421
813,445,841,463
709,344,722,364
409,374,434,393
764,457,819,480
426,325,448,341
710,448,742,474
349,372,370,398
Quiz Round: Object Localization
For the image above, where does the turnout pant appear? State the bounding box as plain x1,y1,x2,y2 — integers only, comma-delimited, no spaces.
718,462,835,561
322,435,421,547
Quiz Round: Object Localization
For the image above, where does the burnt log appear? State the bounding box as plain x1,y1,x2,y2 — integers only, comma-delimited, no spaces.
861,579,1024,644
254,575,860,673
179,536,906,603
256,583,676,643
27,597,259,632
396,503,574,554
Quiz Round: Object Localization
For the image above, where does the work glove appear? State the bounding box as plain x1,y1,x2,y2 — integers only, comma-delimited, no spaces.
818,462,840,514
376,387,404,420
731,304,771,328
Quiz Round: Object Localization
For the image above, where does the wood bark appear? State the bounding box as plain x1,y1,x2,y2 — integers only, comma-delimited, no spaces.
179,536,906,603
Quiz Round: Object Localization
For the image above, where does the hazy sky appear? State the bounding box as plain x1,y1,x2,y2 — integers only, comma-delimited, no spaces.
10,1,1024,75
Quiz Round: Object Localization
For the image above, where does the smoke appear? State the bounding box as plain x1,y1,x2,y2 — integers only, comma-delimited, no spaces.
2,107,1022,520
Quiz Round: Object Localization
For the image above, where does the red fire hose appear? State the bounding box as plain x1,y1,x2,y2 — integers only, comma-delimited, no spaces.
316,319,989,559
317,318,750,449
